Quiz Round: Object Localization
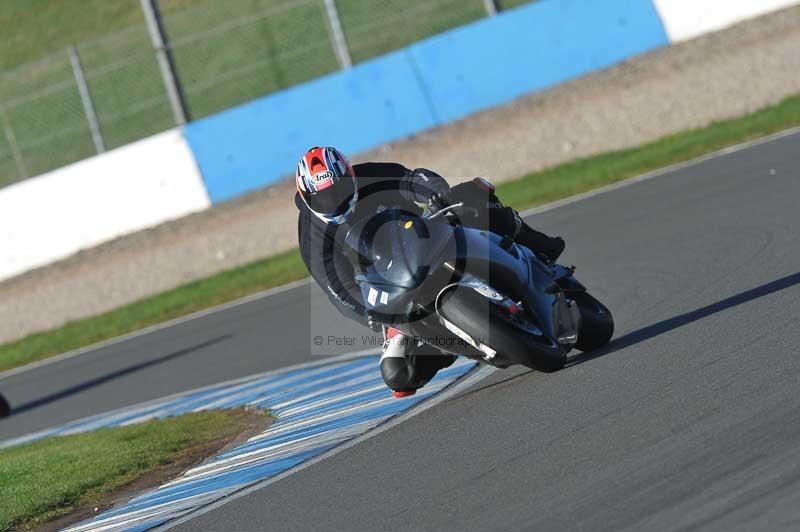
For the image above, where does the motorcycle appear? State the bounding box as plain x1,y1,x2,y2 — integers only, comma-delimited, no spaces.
344,201,614,372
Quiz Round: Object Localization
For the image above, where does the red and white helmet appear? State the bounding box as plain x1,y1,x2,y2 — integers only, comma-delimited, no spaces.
296,146,357,225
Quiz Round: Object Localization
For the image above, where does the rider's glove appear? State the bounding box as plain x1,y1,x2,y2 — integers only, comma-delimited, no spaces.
412,168,452,213
427,192,451,214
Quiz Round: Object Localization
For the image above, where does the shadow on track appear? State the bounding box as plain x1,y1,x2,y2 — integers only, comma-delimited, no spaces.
568,271,800,368
2,334,232,418
461,272,800,397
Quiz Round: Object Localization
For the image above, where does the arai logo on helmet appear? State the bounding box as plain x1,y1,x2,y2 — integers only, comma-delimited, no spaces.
311,170,334,190
311,171,333,183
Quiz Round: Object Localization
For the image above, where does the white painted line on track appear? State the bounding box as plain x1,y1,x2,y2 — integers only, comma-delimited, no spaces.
153,364,497,531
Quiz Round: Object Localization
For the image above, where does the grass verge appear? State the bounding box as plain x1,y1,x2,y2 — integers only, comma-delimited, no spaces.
0,408,269,531
496,95,800,207
1,94,799,373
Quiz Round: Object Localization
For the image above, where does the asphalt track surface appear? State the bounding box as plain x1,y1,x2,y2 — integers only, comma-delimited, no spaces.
2,131,800,531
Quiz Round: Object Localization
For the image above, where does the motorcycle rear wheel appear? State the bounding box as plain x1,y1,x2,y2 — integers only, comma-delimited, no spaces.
438,288,566,372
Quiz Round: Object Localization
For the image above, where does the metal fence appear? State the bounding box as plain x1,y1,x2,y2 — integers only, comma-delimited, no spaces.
0,0,534,188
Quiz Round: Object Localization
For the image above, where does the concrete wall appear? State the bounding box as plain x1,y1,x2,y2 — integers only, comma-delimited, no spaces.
653,0,799,41
0,129,209,281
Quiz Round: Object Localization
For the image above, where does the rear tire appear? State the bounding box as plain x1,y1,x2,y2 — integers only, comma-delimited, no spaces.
438,288,566,372
572,292,614,352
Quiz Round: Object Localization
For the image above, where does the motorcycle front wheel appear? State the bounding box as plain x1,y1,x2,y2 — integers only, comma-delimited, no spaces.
572,292,614,352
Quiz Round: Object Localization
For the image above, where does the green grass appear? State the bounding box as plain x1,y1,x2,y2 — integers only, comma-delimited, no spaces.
0,409,265,531
499,0,541,10
0,0,508,185
0,93,798,373
497,94,800,207
337,0,487,63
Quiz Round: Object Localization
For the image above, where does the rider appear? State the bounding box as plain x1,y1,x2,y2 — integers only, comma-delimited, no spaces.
295,146,565,397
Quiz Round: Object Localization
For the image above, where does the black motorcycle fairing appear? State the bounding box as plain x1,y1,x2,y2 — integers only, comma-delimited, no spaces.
442,226,533,301
345,209,462,323
551,264,587,293
343,207,582,359
455,242,579,349
398,313,488,359
344,209,455,289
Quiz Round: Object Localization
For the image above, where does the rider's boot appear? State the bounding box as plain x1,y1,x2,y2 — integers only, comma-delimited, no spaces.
451,178,565,262
380,327,415,397
512,215,565,263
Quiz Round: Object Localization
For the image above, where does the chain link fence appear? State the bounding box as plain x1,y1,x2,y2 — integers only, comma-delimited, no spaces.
0,0,534,189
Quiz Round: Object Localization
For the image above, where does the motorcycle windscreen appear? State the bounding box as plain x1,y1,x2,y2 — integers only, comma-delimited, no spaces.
344,209,454,290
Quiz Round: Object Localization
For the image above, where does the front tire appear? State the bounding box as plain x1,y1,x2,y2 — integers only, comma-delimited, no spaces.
438,288,566,372
572,292,614,352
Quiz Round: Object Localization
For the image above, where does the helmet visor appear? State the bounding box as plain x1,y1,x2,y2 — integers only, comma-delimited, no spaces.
306,177,356,218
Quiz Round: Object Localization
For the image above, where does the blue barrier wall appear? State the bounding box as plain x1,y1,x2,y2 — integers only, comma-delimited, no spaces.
185,0,669,205
409,0,669,124
185,52,438,204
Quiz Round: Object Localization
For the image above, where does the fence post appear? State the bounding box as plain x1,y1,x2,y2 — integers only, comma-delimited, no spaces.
322,0,352,69
139,0,191,125
0,106,27,180
69,46,106,154
483,0,500,16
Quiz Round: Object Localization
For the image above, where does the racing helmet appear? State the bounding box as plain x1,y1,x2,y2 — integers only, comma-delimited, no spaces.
296,146,357,225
